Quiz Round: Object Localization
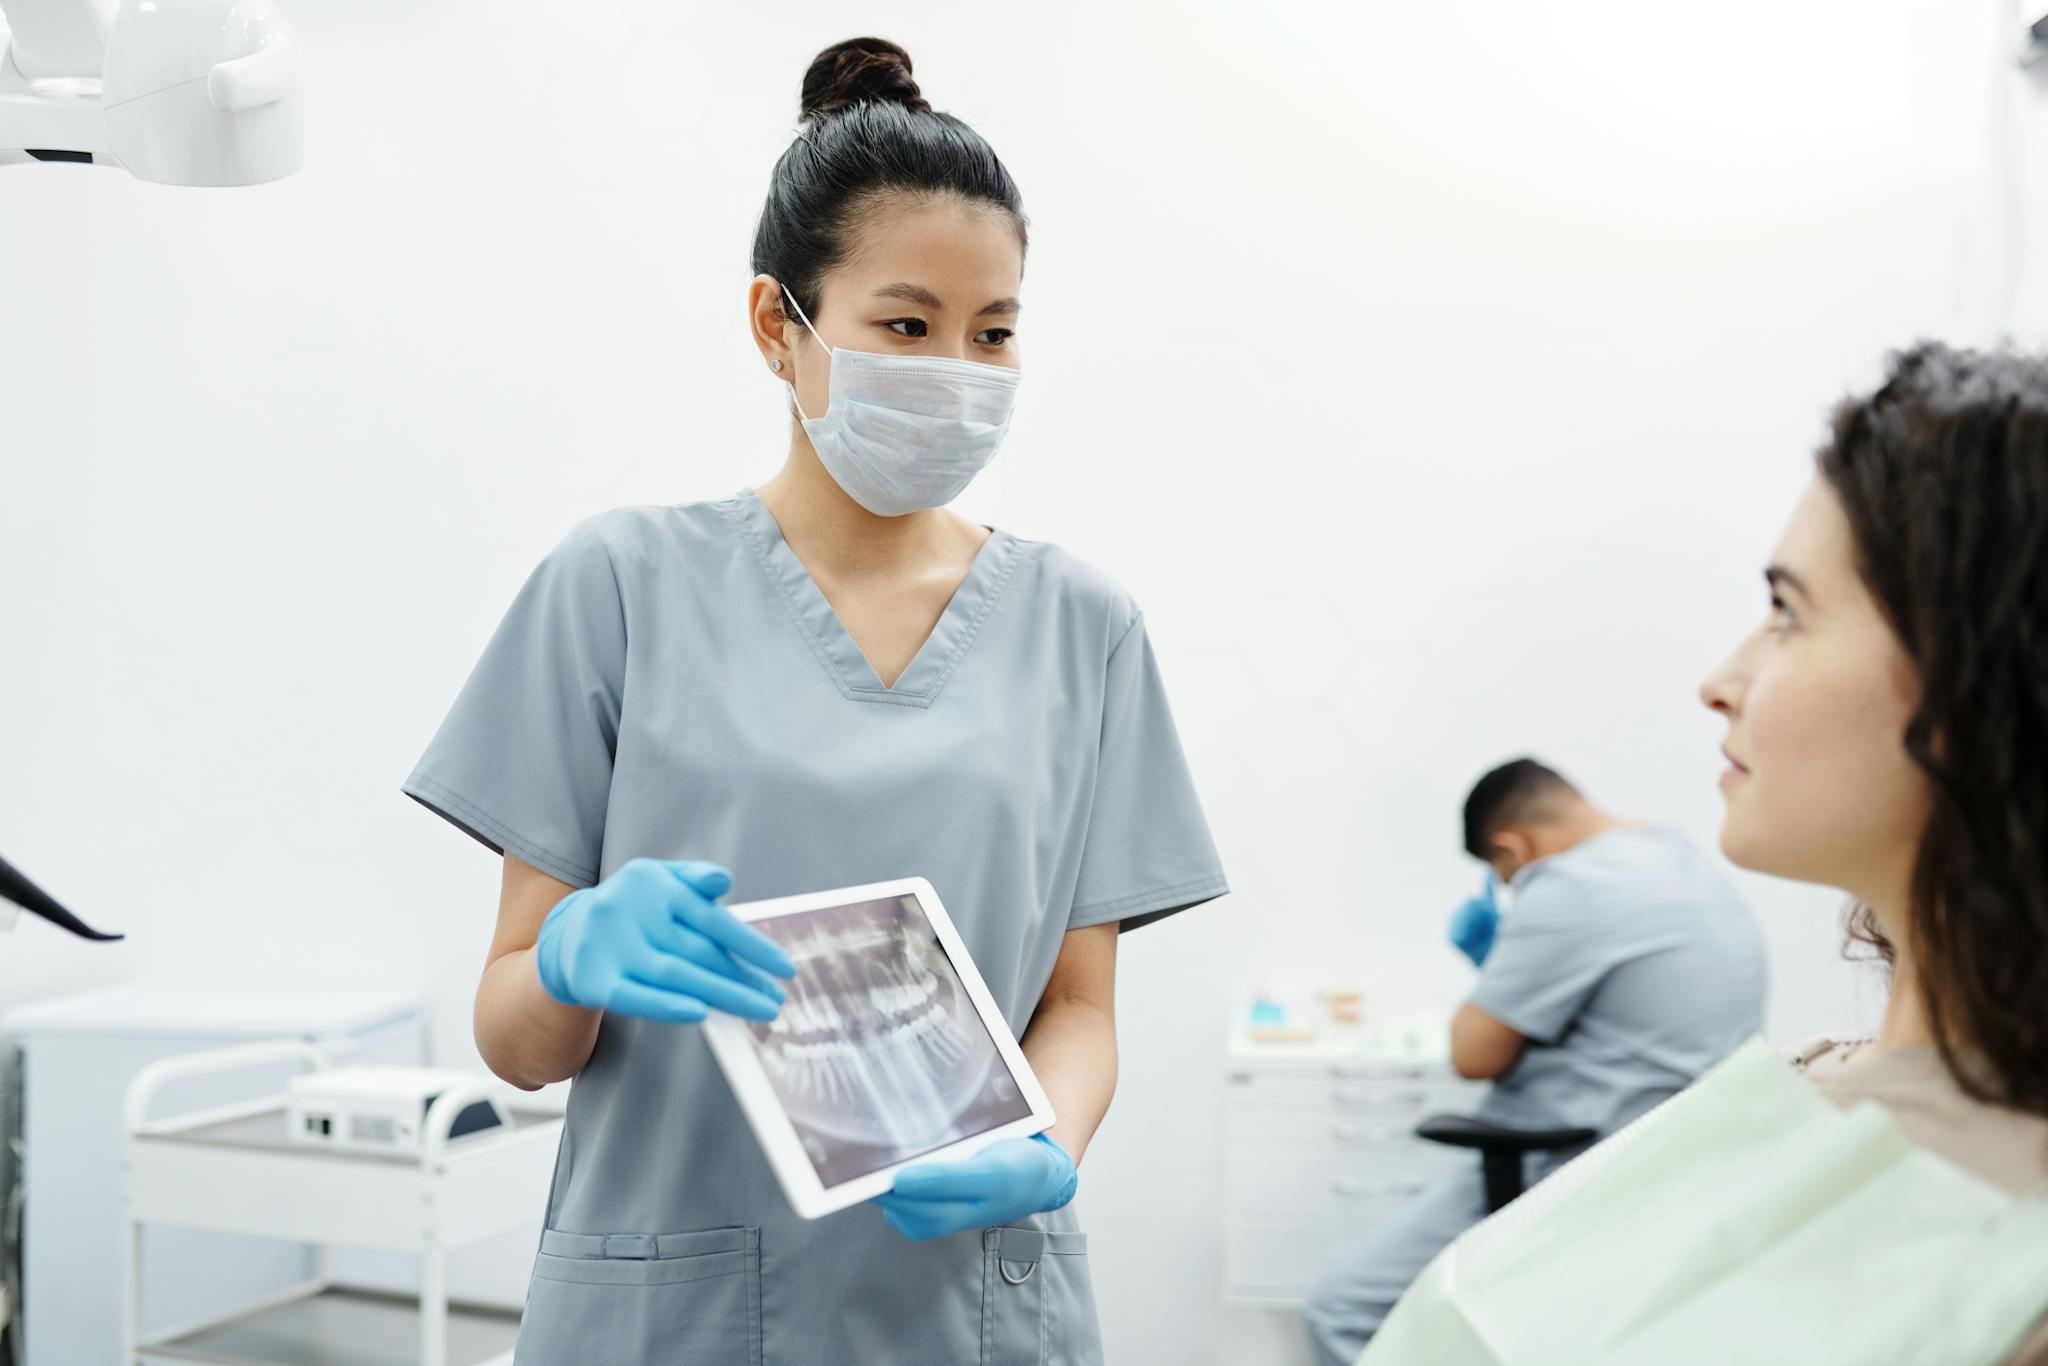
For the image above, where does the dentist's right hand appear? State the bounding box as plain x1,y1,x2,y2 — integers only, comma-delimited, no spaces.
533,858,797,1024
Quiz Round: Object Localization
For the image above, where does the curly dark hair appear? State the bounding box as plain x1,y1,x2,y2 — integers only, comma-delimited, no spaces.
1817,341,2048,1117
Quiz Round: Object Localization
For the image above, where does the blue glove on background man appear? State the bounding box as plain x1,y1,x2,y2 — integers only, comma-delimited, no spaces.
535,858,795,1024
875,1133,1078,1243
1447,876,1502,967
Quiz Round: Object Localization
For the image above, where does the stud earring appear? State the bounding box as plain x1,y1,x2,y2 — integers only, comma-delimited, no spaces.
770,359,784,372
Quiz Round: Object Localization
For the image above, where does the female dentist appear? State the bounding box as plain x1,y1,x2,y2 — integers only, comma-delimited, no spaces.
403,37,1227,1366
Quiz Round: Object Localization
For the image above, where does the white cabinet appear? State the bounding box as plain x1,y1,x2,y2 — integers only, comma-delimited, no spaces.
1222,1038,1484,1306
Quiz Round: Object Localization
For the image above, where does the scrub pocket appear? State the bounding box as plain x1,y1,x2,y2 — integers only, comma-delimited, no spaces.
515,1226,761,1366
980,1227,1102,1366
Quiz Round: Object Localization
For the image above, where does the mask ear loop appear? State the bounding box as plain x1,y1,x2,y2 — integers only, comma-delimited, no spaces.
780,285,833,423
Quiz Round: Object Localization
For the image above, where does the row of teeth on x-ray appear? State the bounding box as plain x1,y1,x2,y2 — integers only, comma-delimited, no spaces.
766,925,975,1113
775,998,971,1107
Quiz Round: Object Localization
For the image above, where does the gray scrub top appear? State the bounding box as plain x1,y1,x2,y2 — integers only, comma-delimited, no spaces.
1470,824,1766,1138
404,492,1228,1366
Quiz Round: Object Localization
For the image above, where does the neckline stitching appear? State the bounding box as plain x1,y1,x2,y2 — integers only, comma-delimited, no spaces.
835,528,1019,703
718,498,869,700
911,532,1022,702
719,495,1018,710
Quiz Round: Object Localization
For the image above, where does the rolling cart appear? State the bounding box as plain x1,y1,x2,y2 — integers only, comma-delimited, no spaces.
120,1040,561,1366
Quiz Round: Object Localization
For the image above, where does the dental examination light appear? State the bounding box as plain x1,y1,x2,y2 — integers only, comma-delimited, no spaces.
0,853,123,939
0,0,302,185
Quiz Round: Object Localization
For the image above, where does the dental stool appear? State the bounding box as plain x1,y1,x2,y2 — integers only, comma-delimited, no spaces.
1414,1114,1598,1214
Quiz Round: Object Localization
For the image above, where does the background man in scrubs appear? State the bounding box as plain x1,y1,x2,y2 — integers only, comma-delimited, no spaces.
1303,758,1765,1365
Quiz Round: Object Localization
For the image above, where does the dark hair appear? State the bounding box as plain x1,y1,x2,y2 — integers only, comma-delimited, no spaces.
1818,341,2048,1118
751,38,1027,325
1462,759,1578,860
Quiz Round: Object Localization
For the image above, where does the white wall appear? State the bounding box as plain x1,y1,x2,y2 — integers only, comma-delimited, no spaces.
2,1,2042,1362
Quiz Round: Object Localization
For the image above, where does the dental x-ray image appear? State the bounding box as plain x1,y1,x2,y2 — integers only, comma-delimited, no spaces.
742,893,1031,1187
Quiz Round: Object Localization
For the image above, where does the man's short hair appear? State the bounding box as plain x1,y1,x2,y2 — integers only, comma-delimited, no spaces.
1463,759,1579,860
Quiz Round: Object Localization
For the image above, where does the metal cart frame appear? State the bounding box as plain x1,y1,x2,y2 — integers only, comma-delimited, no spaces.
119,1040,560,1366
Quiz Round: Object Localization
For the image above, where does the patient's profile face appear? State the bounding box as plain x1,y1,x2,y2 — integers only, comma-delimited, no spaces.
1698,477,1930,902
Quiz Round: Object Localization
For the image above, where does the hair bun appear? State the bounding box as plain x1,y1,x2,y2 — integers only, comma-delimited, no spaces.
800,37,931,122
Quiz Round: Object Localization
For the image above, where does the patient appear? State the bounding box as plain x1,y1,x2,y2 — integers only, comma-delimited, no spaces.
1367,341,2048,1362
1700,342,2048,1361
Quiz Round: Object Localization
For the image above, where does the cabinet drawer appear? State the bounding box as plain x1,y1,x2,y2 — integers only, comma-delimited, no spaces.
1224,1071,1433,1111
1226,1144,1463,1222
1227,1108,1426,1149
1226,1073,1486,1116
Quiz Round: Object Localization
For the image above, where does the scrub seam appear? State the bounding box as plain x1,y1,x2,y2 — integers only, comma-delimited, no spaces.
980,1232,996,1364
403,776,598,887
906,533,1023,704
590,518,633,716
1465,988,1551,1047
529,1254,749,1286
1068,872,1229,926
822,529,1022,705
720,498,866,703
1103,608,1145,663
1041,1245,1053,1362
718,495,1023,710
748,1226,763,1366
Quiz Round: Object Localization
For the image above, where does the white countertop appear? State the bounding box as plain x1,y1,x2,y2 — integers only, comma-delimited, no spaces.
3,982,425,1039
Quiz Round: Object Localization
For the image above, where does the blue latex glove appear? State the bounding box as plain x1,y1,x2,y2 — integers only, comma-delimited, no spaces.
534,858,796,1024
1447,877,1501,967
874,1134,1078,1243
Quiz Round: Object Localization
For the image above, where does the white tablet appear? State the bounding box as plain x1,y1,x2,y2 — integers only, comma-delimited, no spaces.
702,877,1057,1220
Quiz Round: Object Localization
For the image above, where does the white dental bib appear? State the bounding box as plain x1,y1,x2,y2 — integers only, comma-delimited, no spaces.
1365,1037,2048,1366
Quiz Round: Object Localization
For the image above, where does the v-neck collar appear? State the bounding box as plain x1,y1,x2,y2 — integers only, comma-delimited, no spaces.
717,489,1021,709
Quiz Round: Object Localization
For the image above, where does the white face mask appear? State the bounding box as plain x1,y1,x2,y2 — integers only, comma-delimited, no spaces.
782,286,1020,517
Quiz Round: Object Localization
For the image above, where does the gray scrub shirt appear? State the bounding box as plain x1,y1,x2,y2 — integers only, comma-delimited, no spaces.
1471,824,1766,1137
404,492,1228,1366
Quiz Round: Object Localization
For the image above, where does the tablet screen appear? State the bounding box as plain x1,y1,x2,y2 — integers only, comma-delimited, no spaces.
739,892,1033,1188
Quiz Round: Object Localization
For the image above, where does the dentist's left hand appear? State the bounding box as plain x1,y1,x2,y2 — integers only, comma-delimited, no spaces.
533,858,795,1024
1447,877,1501,969
874,1134,1078,1242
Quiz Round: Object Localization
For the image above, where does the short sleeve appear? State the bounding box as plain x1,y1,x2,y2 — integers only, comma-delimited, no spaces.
1467,876,1613,1044
1067,613,1229,933
401,520,626,888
